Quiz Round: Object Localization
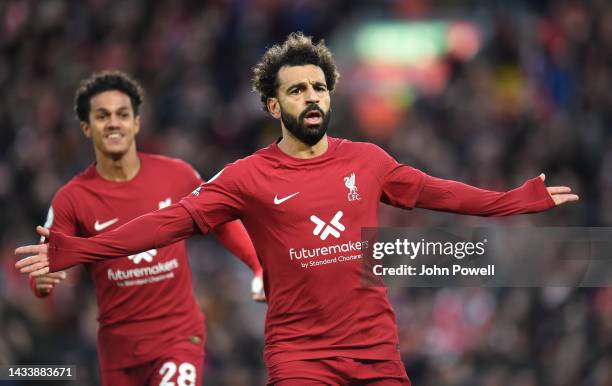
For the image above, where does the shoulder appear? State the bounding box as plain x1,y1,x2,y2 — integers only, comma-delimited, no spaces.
226,144,277,172
209,154,258,181
333,137,390,159
54,164,96,202
50,178,82,213
52,183,73,205
250,142,280,162
200,149,272,194
140,153,201,180
45,173,90,230
141,153,195,171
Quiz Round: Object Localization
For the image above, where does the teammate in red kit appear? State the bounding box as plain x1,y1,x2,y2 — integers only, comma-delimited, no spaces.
26,71,264,386
16,34,579,385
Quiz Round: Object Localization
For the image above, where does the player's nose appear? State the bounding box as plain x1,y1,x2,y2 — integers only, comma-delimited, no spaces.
304,84,319,103
107,113,121,128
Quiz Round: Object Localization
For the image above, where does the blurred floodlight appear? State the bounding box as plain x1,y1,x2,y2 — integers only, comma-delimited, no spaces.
354,21,481,66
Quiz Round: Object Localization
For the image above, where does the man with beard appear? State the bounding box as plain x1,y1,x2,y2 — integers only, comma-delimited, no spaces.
16,33,578,385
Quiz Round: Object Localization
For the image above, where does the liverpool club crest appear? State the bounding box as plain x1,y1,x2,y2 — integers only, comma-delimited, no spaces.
344,172,361,202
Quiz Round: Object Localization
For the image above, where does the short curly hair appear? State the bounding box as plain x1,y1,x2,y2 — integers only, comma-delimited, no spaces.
74,70,144,123
252,32,340,112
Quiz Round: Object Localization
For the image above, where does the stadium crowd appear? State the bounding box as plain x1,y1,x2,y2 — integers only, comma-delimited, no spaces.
1,0,611,385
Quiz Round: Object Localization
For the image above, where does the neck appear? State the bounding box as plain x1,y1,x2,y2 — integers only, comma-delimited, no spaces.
277,127,328,159
94,145,141,182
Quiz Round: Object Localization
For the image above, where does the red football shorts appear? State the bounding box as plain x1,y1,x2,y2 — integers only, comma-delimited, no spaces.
100,343,204,386
267,357,411,385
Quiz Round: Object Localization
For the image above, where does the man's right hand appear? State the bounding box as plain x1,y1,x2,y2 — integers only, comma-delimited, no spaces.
15,226,51,277
251,273,266,303
33,271,67,296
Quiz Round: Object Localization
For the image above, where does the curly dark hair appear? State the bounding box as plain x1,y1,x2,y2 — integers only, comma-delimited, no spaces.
74,70,144,122
252,32,340,112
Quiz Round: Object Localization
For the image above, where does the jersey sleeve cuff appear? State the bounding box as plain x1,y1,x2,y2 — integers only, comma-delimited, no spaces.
528,176,555,210
47,230,61,272
48,231,78,272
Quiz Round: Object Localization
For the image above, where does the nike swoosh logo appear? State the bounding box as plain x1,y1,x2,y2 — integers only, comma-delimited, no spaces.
274,192,300,205
94,218,119,231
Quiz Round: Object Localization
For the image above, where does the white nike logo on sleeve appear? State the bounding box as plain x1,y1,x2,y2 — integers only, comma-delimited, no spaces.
94,218,119,231
274,192,300,205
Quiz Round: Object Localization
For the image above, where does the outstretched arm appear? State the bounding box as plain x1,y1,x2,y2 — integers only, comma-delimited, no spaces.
375,143,578,214
15,204,196,276
415,174,578,215
211,220,265,302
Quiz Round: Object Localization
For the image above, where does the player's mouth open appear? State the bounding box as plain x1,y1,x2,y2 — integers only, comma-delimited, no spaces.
304,111,322,125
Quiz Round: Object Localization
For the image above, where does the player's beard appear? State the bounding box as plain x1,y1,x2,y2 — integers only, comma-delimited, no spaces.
280,104,331,146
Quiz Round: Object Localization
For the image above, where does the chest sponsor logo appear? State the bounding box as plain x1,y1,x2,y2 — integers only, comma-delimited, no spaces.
94,218,119,231
344,172,361,202
107,257,179,287
158,197,172,209
290,211,367,269
310,211,345,240
128,248,157,264
274,192,300,205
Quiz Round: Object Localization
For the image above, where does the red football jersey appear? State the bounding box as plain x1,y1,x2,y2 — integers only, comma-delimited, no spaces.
181,138,424,366
46,153,204,370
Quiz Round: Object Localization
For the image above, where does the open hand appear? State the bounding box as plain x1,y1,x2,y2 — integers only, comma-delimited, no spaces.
15,226,51,277
34,271,67,296
540,174,579,206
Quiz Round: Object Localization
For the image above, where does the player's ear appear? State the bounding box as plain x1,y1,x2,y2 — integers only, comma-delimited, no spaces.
134,115,141,135
80,121,91,138
267,97,281,119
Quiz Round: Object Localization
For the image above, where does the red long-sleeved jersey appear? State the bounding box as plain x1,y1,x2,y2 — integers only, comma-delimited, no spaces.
34,153,261,370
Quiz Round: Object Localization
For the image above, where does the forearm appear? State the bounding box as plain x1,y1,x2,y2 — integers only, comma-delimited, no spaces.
48,204,197,271
212,220,262,274
415,175,555,216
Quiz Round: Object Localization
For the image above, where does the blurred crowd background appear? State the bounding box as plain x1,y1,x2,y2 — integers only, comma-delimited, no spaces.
1,0,611,385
